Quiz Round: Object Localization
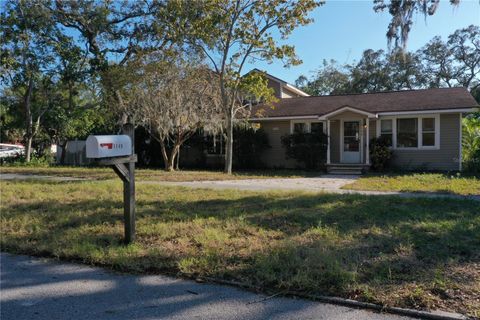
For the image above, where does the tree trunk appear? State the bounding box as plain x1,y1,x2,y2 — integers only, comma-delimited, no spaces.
175,147,180,170
224,109,234,174
24,78,34,162
159,140,171,171
166,144,181,172
25,136,33,162
59,141,68,165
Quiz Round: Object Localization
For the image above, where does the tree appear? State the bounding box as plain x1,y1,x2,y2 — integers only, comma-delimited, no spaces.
132,57,223,171
51,0,178,123
296,60,351,95
184,0,320,174
462,114,480,172
1,0,60,161
419,25,480,92
448,25,480,90
373,0,461,50
296,49,426,94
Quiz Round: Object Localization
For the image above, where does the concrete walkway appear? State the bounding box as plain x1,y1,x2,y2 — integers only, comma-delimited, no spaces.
0,253,414,320
151,176,480,202
152,175,360,192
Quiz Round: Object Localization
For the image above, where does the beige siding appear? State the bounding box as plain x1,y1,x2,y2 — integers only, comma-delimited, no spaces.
267,79,282,98
330,120,341,163
258,114,460,171
260,121,297,168
390,113,460,171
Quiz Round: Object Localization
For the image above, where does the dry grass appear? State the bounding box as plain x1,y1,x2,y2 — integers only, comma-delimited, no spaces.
1,179,479,317
0,166,317,182
343,173,480,196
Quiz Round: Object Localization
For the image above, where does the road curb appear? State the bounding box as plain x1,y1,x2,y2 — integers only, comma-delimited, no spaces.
201,277,470,320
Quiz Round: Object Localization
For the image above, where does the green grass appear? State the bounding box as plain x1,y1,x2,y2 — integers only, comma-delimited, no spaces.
1,179,479,317
0,165,318,181
343,173,480,196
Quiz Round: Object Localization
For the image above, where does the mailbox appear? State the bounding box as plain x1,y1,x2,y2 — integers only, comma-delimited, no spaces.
86,135,132,158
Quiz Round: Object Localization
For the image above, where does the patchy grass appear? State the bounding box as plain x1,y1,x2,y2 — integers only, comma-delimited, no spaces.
0,166,318,182
343,173,480,196
1,180,479,317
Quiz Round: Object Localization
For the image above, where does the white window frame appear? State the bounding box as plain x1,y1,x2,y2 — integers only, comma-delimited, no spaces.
376,114,440,150
290,120,326,134
379,119,394,147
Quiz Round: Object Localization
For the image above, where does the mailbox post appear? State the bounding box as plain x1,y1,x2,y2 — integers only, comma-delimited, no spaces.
86,124,137,244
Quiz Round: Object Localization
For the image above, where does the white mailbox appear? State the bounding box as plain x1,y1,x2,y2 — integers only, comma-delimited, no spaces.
86,135,132,158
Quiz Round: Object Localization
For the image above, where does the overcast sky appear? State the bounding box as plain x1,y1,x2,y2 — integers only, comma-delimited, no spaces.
246,0,480,84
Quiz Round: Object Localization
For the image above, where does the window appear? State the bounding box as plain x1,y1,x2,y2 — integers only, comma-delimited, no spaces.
380,119,393,146
397,118,418,148
422,118,435,147
310,122,324,134
293,122,307,133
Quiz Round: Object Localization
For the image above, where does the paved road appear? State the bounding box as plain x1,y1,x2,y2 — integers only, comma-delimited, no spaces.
0,253,414,320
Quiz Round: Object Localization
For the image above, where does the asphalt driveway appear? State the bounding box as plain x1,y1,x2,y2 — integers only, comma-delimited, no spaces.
0,253,414,320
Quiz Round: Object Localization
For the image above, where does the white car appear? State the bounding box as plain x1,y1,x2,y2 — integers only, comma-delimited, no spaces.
0,143,25,159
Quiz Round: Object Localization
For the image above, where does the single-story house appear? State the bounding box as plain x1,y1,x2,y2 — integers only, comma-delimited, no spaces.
250,71,478,173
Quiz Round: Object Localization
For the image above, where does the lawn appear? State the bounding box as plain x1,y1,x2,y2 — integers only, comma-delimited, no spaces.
0,165,316,181
1,179,479,317
343,173,480,196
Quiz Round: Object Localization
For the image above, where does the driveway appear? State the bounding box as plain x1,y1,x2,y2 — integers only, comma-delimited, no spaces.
0,253,414,320
155,175,360,192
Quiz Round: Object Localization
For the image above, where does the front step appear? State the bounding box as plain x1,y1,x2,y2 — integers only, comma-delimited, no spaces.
326,164,369,175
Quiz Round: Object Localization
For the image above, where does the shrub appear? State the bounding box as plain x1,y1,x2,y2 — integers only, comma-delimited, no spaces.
281,131,328,170
462,114,480,174
369,136,393,171
233,126,270,169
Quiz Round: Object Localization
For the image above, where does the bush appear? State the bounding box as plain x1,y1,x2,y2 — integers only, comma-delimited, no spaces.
233,126,270,169
462,114,480,174
369,136,393,171
281,131,328,170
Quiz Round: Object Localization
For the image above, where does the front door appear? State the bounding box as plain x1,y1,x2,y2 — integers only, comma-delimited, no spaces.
342,121,361,163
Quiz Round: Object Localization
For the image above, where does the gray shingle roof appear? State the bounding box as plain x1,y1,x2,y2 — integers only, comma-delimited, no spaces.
252,87,478,118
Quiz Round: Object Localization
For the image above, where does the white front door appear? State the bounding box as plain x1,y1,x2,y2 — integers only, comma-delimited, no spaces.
342,120,361,163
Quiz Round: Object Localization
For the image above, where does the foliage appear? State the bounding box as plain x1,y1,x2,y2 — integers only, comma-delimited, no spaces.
1,0,63,161
233,125,270,169
182,0,320,173
281,131,328,170
131,55,223,171
373,0,460,51
2,180,479,316
462,114,480,173
369,136,393,171
296,25,480,102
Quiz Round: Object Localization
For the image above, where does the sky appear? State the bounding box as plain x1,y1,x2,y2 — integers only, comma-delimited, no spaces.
245,0,480,84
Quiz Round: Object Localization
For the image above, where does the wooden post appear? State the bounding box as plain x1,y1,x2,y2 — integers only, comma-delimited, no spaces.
121,123,135,244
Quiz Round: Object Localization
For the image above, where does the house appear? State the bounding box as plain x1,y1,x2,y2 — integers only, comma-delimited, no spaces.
251,72,478,173
248,68,311,98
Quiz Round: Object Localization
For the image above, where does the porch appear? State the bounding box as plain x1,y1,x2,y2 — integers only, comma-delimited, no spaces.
322,106,376,174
